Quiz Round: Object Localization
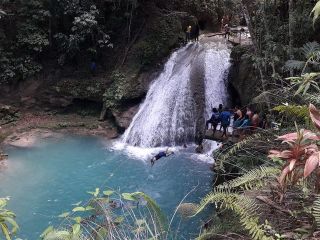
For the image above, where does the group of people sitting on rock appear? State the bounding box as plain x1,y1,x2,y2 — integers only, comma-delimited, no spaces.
206,104,268,139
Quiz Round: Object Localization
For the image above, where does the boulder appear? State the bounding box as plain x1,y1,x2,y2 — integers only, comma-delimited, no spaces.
228,45,259,107
112,105,140,131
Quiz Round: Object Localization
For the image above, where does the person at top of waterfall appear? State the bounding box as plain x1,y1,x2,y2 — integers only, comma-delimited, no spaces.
186,25,192,42
194,23,200,42
206,108,220,135
224,24,231,39
151,148,174,166
219,107,231,138
90,60,97,75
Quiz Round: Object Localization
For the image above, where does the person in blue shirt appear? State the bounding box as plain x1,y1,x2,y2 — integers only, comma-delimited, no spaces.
151,149,174,166
206,108,220,134
90,61,97,75
219,108,231,138
238,114,252,129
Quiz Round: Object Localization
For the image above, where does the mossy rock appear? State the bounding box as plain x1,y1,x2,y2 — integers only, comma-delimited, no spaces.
55,78,107,101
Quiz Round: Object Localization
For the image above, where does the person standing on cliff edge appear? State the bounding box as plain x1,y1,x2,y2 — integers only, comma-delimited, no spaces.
186,25,192,43
194,23,200,42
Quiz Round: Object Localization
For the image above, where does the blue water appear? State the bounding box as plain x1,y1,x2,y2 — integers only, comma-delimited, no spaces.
0,136,213,239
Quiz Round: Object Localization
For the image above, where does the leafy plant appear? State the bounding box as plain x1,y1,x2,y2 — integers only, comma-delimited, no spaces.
216,166,280,191
0,198,19,240
194,192,271,240
311,1,320,25
268,104,320,191
273,104,310,122
40,188,167,240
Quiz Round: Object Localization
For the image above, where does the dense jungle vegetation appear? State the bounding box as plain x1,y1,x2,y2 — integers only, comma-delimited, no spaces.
1,0,320,240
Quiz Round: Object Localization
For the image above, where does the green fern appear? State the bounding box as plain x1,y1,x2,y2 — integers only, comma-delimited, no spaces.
194,192,271,240
273,104,310,120
216,166,280,191
305,93,320,105
284,42,320,74
216,133,262,171
312,195,320,229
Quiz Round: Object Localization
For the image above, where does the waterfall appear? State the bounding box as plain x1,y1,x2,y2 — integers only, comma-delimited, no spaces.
122,41,231,148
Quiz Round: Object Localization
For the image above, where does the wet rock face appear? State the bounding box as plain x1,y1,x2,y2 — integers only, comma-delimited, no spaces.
111,105,140,132
228,45,259,106
189,51,206,137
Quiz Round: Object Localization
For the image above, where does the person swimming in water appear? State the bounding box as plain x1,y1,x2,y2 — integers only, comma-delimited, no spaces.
151,149,174,166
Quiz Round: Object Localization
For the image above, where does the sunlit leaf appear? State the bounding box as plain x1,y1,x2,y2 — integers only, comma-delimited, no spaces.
85,206,95,211
72,223,81,235
114,216,124,224
58,212,70,218
87,188,100,197
71,201,82,206
121,193,137,201
40,226,54,238
103,190,114,196
72,207,86,212
73,217,82,224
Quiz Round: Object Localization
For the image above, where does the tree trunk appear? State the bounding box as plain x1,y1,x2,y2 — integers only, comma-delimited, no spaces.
241,0,271,110
288,0,294,76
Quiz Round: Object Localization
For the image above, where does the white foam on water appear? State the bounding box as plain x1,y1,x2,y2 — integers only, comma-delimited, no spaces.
115,40,230,163
112,141,184,162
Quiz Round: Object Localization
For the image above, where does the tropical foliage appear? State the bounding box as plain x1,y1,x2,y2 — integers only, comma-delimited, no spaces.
0,198,19,240
40,188,168,240
269,105,320,191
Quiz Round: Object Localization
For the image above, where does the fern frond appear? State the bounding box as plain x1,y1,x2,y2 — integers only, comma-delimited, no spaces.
284,60,306,71
301,42,320,59
312,195,320,229
197,227,223,240
194,192,271,240
216,166,280,191
305,93,320,105
273,104,309,120
216,133,262,171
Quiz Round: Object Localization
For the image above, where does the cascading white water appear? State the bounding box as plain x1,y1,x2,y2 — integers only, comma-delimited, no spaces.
122,40,231,148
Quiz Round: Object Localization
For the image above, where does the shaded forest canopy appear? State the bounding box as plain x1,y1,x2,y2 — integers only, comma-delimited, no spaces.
0,0,241,85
